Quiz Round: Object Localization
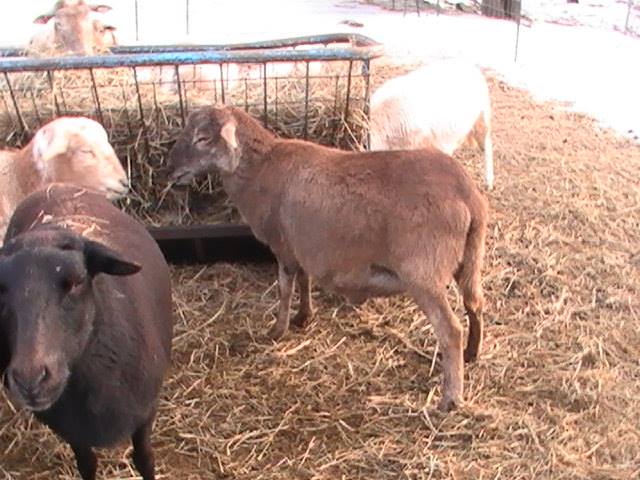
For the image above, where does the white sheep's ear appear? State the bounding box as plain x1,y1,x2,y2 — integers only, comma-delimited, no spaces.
220,121,238,150
32,126,69,177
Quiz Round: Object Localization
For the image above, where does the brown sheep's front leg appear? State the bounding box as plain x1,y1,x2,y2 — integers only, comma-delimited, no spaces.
291,270,313,328
412,288,464,411
268,262,296,341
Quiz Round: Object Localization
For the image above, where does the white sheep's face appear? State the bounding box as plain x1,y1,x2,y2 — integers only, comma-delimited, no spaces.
34,1,114,56
32,117,129,200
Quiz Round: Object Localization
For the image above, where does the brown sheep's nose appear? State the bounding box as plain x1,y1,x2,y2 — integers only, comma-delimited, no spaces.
9,364,50,398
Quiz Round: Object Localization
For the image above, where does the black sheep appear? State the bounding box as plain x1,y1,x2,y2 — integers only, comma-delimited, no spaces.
0,183,173,480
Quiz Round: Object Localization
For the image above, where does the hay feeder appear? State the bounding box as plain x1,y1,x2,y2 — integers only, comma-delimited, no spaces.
0,33,383,263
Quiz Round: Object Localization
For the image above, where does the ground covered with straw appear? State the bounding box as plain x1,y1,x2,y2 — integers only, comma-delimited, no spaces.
1,71,639,479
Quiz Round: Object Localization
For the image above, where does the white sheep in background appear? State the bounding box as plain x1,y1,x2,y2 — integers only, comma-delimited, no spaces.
369,60,494,189
0,117,129,238
154,43,327,96
29,0,117,56
159,60,324,97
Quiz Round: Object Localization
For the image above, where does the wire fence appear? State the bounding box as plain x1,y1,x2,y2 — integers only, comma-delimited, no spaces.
362,0,639,61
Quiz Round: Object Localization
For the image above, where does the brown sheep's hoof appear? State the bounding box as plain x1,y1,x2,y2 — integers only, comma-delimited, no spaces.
463,347,479,363
438,396,461,412
266,325,287,342
290,311,312,329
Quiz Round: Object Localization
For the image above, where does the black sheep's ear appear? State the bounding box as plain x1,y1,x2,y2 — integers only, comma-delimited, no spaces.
83,240,141,277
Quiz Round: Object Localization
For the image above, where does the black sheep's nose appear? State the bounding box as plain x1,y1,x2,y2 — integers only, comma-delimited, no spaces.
9,365,50,397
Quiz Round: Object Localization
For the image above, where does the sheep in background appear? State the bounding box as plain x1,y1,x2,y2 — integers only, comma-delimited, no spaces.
168,105,489,411
30,0,116,56
369,60,495,189
155,43,327,95
0,184,173,480
0,116,129,238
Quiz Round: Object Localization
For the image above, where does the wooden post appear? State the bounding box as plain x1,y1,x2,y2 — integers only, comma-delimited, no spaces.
482,0,521,19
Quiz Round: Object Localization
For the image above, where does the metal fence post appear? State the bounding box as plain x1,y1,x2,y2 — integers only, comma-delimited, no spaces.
134,0,139,41
625,0,633,32
514,8,521,62
186,0,190,36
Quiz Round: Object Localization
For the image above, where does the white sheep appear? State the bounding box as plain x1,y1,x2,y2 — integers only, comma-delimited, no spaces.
369,60,494,189
29,0,117,56
159,60,323,96
0,117,129,238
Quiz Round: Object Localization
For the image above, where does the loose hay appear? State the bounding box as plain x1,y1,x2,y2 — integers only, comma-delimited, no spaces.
2,72,639,479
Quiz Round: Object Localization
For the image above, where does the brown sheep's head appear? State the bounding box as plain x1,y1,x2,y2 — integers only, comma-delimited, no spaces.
0,230,140,412
34,0,113,55
167,106,241,185
30,117,129,200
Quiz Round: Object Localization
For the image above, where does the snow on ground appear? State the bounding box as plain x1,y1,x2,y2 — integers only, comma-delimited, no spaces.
0,0,638,139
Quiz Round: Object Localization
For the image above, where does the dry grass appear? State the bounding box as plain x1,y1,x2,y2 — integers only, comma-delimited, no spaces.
1,69,640,479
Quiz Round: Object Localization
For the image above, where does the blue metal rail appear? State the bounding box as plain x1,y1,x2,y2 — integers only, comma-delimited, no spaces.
0,34,383,70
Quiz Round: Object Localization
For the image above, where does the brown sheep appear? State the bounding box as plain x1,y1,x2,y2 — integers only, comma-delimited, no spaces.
167,105,489,411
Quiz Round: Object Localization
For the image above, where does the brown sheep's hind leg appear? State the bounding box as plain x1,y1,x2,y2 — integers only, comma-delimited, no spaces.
268,262,296,341
131,413,156,480
411,287,464,412
454,257,485,363
463,299,483,363
71,444,97,480
291,270,313,328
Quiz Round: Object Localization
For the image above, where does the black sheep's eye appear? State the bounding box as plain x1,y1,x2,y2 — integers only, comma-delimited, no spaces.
61,277,83,296
61,278,73,294
195,136,210,146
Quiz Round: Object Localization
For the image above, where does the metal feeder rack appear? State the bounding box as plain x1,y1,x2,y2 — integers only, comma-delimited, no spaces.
0,33,383,263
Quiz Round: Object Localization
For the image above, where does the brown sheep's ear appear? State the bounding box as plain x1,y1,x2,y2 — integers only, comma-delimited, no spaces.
83,240,141,277
34,14,54,24
219,120,241,173
220,121,238,150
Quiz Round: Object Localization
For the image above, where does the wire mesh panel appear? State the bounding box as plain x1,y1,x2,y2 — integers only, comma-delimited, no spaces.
0,34,382,227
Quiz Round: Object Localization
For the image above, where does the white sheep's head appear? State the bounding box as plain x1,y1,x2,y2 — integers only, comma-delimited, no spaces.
31,117,129,200
34,0,115,55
